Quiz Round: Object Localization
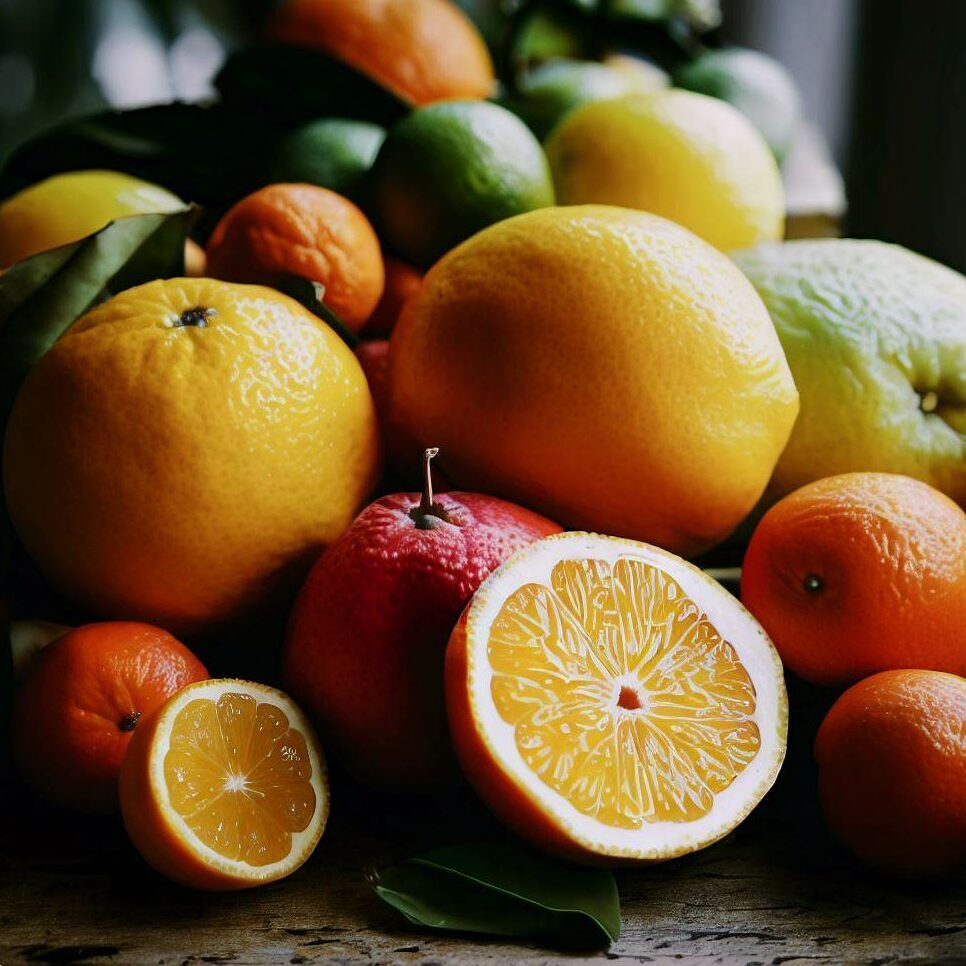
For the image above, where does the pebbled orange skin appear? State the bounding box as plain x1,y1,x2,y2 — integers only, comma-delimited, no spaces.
283,491,560,789
742,473,966,686
267,0,495,106
12,623,207,813
815,669,966,879
206,183,384,330
361,258,423,338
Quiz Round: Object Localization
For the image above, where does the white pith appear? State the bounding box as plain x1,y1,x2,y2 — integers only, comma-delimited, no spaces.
147,679,329,882
463,532,788,860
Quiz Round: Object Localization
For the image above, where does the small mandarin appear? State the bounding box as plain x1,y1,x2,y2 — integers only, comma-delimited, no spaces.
742,473,966,686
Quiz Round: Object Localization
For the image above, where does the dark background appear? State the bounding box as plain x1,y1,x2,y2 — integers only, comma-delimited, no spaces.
1,0,964,271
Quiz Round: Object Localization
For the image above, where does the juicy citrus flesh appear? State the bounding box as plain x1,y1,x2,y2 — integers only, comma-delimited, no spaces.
490,557,760,828
451,533,787,861
165,691,317,867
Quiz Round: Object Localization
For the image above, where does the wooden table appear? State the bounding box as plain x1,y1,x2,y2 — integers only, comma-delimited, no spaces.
1,681,963,966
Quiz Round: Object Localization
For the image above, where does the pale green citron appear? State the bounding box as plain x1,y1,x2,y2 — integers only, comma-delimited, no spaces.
0,170,184,269
734,239,966,503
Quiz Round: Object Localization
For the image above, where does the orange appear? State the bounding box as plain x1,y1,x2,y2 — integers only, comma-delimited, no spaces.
361,257,422,338
446,532,788,863
741,473,966,687
266,0,494,106
120,679,328,890
11,623,208,812
205,183,384,331
815,670,966,879
388,205,798,557
3,278,381,635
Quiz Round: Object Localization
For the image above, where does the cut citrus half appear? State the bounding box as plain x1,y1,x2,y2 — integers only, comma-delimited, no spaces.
446,533,787,863
119,679,328,890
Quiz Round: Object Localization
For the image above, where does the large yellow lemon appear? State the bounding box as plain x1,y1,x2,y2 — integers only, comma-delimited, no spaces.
4,278,381,635
388,205,798,557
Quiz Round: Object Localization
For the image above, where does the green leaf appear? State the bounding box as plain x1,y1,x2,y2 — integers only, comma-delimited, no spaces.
372,842,620,949
0,103,277,211
605,0,721,30
216,45,411,130
0,207,196,584
276,275,359,349
9,620,72,681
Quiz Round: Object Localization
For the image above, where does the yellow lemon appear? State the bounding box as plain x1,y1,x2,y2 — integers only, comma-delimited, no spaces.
545,91,784,251
388,205,799,557
0,169,184,268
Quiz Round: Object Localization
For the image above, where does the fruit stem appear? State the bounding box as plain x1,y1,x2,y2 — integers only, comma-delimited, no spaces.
410,447,455,529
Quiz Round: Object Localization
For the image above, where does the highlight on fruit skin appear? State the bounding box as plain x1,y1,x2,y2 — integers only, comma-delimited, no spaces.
815,669,966,880
445,532,788,864
741,472,966,687
120,679,328,891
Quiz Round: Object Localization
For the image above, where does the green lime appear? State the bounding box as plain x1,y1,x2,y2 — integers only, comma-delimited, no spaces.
267,119,386,202
502,58,667,140
369,100,555,267
673,47,800,162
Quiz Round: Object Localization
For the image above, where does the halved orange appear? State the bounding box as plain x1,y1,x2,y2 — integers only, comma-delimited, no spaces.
119,679,328,890
446,533,787,863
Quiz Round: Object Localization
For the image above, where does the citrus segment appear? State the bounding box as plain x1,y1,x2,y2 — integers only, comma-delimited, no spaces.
121,680,328,890
447,533,786,862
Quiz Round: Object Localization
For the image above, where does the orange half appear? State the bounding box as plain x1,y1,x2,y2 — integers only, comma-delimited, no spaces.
446,533,787,863
120,679,328,890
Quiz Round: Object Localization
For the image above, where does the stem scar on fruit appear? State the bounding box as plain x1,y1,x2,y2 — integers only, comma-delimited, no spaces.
410,447,459,529
119,710,142,732
174,306,217,328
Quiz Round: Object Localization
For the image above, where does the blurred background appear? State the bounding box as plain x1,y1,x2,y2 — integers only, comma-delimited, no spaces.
1,0,964,270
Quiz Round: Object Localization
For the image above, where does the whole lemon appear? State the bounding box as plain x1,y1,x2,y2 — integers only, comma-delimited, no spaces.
388,206,799,556
3,278,381,635
545,91,784,251
0,170,184,269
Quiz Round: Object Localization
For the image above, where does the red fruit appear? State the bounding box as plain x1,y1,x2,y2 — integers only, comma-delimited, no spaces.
283,449,561,789
355,340,389,426
362,257,422,338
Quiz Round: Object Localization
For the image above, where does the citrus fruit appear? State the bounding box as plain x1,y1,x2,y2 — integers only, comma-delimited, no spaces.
0,169,184,269
742,473,966,687
354,339,390,428
361,257,423,338
284,449,561,789
446,532,788,862
673,47,801,162
4,278,381,635
733,239,966,503
602,53,670,91
11,623,208,812
205,183,384,330
388,205,799,557
369,100,555,267
266,0,494,106
120,679,328,890
545,91,784,251
815,670,966,879
267,119,386,203
502,58,665,140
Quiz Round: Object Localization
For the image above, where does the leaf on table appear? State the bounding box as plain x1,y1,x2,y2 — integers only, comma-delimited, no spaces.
372,841,621,949
216,45,411,130
276,275,359,349
0,206,196,585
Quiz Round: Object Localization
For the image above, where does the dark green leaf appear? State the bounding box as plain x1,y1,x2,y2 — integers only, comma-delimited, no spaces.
372,842,620,949
0,207,196,582
216,45,411,130
605,0,721,30
0,103,278,212
277,275,359,349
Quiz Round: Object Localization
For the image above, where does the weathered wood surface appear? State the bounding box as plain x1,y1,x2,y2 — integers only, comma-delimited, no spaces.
1,724,964,966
